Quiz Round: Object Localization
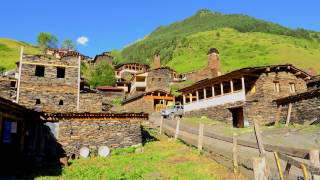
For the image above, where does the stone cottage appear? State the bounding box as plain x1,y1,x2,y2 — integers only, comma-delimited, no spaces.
179,64,311,127
122,90,175,113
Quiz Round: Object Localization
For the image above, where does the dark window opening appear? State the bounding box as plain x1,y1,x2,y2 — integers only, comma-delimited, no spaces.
230,107,244,128
10,81,16,88
35,99,41,105
35,66,45,77
57,67,66,78
59,100,64,105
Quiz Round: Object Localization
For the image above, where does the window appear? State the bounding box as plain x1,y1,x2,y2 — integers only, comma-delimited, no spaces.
289,83,296,93
59,100,64,105
10,81,16,88
35,99,41,105
57,67,65,78
273,81,280,93
35,66,45,77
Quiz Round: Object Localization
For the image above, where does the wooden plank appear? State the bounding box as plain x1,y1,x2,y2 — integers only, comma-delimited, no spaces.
233,133,239,174
253,119,266,156
253,157,268,180
174,119,180,139
159,116,164,134
197,124,204,151
285,103,292,127
144,96,175,100
310,149,320,180
278,153,320,175
284,162,292,179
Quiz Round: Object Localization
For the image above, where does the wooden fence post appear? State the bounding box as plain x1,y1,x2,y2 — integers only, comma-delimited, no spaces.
159,116,163,134
174,118,180,139
233,133,238,174
310,149,320,180
285,103,292,127
253,119,266,156
253,157,268,180
197,123,204,152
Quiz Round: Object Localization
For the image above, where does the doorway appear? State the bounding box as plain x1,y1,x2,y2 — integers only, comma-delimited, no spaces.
229,107,244,128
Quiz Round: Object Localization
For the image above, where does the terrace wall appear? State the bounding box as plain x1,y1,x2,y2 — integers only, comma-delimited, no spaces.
58,118,142,156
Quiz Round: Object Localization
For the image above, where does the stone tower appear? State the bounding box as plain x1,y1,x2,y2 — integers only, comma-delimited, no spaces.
207,48,221,76
153,52,161,69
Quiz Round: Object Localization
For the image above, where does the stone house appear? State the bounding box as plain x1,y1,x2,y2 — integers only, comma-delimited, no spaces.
179,64,311,127
179,48,221,82
91,51,113,65
0,95,147,174
17,54,80,112
122,90,175,113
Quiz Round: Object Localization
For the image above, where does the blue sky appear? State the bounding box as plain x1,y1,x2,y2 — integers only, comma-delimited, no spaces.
1,0,319,57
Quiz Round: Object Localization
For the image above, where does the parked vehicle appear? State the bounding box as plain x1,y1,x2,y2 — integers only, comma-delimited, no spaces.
161,103,184,119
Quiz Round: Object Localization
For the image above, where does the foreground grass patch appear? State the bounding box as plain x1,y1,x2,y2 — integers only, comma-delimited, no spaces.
37,133,240,180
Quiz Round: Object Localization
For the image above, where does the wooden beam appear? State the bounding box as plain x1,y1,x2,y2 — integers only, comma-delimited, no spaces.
278,153,320,175
285,103,292,127
144,96,174,100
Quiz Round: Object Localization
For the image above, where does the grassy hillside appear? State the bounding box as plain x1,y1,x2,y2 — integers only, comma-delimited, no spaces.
168,28,320,73
0,38,40,70
117,10,320,73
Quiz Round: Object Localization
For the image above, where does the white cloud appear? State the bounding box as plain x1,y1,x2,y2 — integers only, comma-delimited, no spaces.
77,36,89,45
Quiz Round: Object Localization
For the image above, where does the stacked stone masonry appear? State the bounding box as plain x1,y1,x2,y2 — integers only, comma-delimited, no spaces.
58,118,142,156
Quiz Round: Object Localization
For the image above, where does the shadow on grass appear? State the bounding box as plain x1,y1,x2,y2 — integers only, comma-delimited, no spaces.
141,126,159,145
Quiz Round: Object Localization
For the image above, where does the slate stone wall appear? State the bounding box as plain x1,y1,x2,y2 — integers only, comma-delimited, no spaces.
18,55,79,112
58,118,142,156
146,68,172,92
279,97,320,124
184,101,244,125
123,97,154,113
0,78,16,101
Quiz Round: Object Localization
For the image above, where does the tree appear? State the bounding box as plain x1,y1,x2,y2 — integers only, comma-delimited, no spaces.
62,39,76,50
37,32,58,52
88,61,116,88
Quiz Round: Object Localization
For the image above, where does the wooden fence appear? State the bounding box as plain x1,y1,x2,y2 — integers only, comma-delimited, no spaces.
157,117,320,179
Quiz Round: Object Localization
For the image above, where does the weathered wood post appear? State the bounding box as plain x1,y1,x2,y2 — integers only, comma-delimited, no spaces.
159,116,164,134
310,149,320,180
253,119,270,178
253,157,268,180
174,118,180,139
285,103,292,127
197,123,204,152
253,119,266,156
233,133,238,174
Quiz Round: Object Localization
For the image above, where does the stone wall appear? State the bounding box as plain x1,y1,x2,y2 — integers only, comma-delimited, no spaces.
58,118,142,156
278,96,320,124
18,55,79,112
0,77,16,101
245,71,307,124
184,101,244,125
123,97,154,113
184,68,217,82
146,68,172,92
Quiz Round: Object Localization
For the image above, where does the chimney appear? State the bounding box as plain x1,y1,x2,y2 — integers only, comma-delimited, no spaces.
207,48,221,76
153,52,161,69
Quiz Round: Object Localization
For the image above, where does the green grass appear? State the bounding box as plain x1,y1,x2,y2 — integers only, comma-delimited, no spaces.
37,132,237,180
0,38,40,70
167,28,320,73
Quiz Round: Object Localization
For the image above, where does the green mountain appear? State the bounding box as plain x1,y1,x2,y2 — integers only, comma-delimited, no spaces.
0,38,40,70
117,10,320,73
